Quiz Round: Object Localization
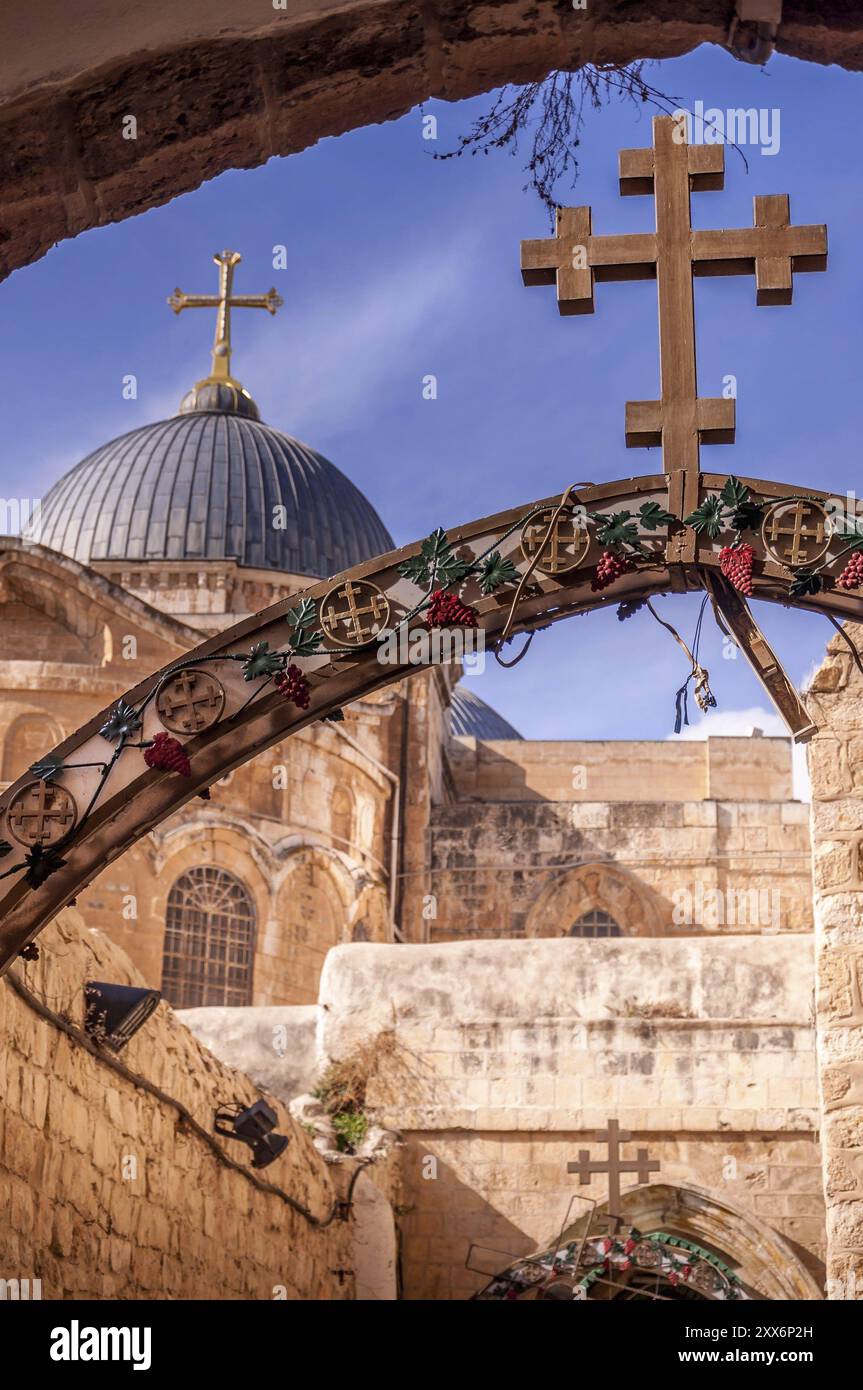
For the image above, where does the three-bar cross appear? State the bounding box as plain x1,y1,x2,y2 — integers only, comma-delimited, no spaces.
568,1118,660,1226
521,115,826,507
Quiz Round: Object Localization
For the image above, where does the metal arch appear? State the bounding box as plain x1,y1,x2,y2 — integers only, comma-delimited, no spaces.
0,469,859,971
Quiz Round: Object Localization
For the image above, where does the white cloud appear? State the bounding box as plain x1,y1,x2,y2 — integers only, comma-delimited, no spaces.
667,704,810,801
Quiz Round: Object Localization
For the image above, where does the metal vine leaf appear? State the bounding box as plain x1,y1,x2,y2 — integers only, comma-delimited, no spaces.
398,527,471,588
24,845,67,888
29,753,65,782
243,642,283,681
289,629,324,657
595,511,641,549
684,496,725,538
99,700,142,743
730,500,765,532
838,530,863,553
720,476,749,511
0,840,12,860
479,552,519,595
789,568,823,598
637,501,676,531
287,598,317,629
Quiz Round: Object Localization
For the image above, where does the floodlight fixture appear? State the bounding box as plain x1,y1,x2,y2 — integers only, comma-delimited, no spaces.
214,1099,290,1169
84,981,161,1051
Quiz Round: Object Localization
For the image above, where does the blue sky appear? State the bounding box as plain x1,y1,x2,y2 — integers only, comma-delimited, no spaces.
1,44,860,747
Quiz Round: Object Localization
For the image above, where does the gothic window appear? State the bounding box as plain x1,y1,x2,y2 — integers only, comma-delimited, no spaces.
569,909,621,938
162,866,256,1007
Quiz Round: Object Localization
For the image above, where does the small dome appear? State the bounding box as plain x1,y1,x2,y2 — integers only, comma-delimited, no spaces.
31,411,394,579
449,684,523,740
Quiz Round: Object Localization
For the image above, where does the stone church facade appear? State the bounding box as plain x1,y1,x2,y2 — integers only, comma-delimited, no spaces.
1,334,856,1300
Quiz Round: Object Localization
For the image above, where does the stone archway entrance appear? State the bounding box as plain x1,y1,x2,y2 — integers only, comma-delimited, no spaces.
474,1183,823,1301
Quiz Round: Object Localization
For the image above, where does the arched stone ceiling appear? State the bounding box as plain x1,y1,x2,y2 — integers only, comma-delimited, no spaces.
2,1,862,279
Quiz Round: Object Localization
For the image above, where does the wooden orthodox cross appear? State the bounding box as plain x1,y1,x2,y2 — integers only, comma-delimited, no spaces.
521,115,828,738
568,1119,660,1231
168,250,283,383
521,115,826,497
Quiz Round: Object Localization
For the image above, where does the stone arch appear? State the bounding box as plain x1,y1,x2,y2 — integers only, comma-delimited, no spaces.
1,5,860,281
568,1183,823,1301
524,863,667,939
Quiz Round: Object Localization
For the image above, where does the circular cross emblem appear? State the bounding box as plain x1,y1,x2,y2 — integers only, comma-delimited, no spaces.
520,507,590,574
7,781,77,847
156,668,225,734
761,499,830,568
320,579,391,647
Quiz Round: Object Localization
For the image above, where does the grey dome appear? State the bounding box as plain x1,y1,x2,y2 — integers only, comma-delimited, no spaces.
449,684,523,740
31,411,394,578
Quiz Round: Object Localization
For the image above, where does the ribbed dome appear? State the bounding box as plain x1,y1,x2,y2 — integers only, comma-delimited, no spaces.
449,684,523,740
31,412,394,578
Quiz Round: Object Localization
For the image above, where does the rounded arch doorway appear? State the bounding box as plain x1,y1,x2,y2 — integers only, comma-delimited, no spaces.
473,1184,822,1302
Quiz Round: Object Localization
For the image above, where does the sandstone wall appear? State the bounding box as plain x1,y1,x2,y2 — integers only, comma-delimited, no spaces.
319,938,824,1299
450,735,793,803
0,908,355,1299
806,627,863,1298
429,796,812,940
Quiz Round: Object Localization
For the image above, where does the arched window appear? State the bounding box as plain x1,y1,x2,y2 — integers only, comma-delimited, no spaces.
569,909,621,938
162,866,256,1007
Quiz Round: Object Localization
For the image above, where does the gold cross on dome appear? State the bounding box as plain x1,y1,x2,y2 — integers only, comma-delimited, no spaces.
168,251,283,383
521,116,827,489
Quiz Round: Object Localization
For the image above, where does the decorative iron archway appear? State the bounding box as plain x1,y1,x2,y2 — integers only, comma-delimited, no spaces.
0,116,857,968
0,469,857,970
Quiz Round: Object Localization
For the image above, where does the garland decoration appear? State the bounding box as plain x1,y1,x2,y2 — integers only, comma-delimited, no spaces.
474,1228,747,1301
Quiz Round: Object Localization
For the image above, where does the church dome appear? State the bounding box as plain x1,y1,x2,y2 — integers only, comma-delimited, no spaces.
449,684,523,740
32,411,394,578
29,250,394,580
